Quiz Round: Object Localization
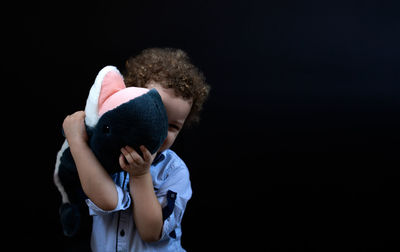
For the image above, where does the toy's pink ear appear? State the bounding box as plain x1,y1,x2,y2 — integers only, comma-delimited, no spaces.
99,87,150,116
98,70,126,113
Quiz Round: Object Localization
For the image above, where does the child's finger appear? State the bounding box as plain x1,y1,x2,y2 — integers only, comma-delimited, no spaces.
140,145,152,162
119,153,127,169
120,147,135,164
124,146,144,164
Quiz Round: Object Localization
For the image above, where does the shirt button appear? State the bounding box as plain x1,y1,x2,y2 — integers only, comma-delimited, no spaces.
120,229,125,237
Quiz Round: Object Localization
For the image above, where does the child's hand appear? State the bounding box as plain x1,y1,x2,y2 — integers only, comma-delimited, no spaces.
119,145,156,177
63,111,88,145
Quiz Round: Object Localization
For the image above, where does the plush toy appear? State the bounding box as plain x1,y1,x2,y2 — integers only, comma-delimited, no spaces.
53,66,168,237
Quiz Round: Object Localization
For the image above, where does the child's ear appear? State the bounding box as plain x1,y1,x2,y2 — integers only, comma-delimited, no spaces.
84,66,125,127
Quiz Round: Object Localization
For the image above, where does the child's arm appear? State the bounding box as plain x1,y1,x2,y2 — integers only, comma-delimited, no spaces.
63,111,118,211
120,146,163,242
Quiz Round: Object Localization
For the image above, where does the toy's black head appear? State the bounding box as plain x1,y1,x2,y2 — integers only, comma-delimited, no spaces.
89,89,168,174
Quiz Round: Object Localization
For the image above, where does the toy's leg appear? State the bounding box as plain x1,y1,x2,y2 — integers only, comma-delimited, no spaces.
58,202,81,237
54,141,83,237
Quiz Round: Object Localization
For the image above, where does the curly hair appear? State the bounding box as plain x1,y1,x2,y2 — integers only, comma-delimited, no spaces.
124,48,210,127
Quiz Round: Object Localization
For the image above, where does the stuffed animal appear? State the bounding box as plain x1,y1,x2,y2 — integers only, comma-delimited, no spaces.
53,66,168,237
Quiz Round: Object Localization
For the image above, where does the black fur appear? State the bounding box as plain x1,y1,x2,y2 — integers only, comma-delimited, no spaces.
90,89,168,174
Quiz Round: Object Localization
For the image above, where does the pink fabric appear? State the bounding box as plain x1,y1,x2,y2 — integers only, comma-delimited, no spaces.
99,87,150,116
98,70,126,112
98,69,150,116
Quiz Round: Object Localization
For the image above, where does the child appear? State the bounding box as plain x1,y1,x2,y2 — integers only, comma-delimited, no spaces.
62,48,210,251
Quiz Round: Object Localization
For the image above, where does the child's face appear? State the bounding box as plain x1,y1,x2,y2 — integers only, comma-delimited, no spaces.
147,81,192,152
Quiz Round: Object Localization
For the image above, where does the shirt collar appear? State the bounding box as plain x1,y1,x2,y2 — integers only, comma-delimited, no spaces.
152,151,166,165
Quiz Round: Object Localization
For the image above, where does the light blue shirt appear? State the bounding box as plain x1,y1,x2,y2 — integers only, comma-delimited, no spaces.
86,149,192,252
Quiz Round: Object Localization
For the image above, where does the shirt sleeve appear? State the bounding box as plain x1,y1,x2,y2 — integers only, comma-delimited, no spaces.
85,183,131,216
157,164,192,240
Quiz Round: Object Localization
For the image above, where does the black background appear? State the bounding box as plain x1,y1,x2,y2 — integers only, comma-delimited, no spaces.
5,0,400,251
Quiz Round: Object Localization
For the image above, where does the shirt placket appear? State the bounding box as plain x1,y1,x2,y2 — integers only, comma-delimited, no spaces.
116,210,129,252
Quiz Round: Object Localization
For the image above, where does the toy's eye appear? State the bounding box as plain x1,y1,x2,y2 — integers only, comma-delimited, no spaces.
102,124,110,134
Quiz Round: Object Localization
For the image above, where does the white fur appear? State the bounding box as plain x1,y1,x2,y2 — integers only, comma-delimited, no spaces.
84,66,122,127
54,140,70,204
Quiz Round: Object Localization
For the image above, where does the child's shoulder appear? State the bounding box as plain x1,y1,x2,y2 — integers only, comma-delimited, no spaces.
161,149,188,171
163,149,184,163
152,149,189,182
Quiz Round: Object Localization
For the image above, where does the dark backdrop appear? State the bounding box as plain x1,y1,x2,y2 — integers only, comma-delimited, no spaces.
5,0,400,251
